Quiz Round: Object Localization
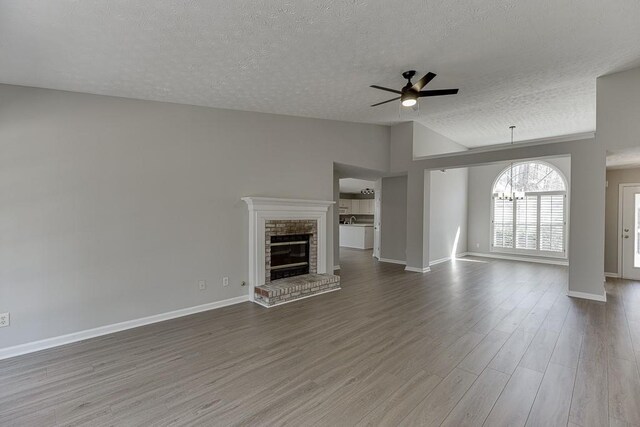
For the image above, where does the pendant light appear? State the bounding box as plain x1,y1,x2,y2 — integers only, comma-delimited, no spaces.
497,126,525,202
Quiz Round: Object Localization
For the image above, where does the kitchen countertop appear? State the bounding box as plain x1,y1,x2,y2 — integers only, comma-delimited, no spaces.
339,223,373,227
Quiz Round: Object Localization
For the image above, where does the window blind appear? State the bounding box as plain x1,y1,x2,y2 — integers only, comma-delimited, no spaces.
516,196,538,250
539,194,565,252
493,198,513,248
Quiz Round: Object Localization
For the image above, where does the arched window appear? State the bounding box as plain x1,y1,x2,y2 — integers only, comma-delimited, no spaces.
491,161,567,256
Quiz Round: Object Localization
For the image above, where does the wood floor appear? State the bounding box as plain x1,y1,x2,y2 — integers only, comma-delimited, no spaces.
2,249,640,426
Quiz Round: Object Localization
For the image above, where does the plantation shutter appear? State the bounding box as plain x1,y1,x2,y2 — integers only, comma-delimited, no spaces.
493,198,513,248
516,196,538,250
539,194,565,252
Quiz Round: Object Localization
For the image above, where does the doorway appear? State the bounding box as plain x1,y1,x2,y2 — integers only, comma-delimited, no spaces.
338,178,378,255
620,184,640,280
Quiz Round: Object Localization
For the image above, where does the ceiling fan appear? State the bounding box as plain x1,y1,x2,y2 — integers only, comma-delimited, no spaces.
370,70,459,107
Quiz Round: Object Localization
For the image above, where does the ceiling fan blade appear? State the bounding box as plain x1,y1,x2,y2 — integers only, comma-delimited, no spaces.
370,97,400,107
411,72,436,91
370,85,402,95
418,89,459,97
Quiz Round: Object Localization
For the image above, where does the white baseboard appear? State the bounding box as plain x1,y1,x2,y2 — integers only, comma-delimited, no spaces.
0,295,250,361
429,257,450,266
428,253,470,267
604,272,620,278
333,265,341,270
378,257,406,265
567,290,607,302
463,252,569,266
405,266,431,273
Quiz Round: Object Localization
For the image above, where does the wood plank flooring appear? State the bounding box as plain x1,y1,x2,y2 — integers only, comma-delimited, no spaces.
2,249,640,426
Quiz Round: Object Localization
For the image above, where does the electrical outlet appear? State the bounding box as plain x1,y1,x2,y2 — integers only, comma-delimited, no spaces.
222,277,229,287
198,280,206,290
0,312,9,328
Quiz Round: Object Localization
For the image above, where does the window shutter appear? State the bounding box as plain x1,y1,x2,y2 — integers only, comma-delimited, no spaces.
539,194,565,252
493,198,513,248
516,196,538,250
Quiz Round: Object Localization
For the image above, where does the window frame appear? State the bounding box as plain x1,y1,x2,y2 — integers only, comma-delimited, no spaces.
489,161,569,260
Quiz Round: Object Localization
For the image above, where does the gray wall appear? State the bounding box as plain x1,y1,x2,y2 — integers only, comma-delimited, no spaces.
380,176,407,262
429,168,468,262
467,157,571,257
597,67,640,153
0,84,390,349
605,167,640,274
399,122,467,270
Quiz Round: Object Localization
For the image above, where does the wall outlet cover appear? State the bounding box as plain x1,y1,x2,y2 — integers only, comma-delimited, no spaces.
0,312,9,327
222,277,229,287
198,280,206,290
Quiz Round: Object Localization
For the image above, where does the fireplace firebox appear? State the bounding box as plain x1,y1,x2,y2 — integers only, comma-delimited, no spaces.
270,234,311,280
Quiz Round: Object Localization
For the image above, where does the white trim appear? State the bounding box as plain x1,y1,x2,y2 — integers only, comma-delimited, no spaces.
567,290,607,302
241,197,336,210
429,256,452,266
253,287,341,308
333,265,341,270
405,266,431,273
242,197,334,304
0,295,249,361
413,132,595,161
428,254,470,266
464,252,569,266
378,257,407,265
490,161,569,258
617,183,640,280
605,272,620,278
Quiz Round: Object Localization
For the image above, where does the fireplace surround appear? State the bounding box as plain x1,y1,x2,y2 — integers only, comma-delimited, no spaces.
242,197,338,306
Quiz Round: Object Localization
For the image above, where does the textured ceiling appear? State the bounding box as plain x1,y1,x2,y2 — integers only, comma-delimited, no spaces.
1,1,640,147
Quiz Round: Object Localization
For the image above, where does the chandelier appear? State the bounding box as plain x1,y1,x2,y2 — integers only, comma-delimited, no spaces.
496,126,525,202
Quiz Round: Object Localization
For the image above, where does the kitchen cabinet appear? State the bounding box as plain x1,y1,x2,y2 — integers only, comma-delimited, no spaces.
339,198,374,215
339,199,352,214
351,199,361,214
362,199,374,214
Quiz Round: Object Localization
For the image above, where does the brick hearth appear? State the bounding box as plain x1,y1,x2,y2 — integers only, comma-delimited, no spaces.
254,273,341,307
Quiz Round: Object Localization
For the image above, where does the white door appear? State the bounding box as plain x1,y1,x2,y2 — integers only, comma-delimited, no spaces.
622,185,640,280
373,193,381,258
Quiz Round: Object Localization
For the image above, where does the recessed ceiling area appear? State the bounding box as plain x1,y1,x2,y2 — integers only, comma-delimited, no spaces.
339,178,376,194
607,147,640,169
1,1,639,147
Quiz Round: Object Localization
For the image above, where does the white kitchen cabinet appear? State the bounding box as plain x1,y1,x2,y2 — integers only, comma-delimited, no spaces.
351,199,361,214
339,199,352,214
362,199,374,214
339,198,374,215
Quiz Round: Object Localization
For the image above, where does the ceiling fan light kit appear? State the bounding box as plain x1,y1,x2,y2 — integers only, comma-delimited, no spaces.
370,70,459,108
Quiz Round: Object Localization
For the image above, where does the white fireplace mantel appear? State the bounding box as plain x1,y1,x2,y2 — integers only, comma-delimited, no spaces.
241,197,335,302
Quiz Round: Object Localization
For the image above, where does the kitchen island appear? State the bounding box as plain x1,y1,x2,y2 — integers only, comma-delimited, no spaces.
339,224,374,249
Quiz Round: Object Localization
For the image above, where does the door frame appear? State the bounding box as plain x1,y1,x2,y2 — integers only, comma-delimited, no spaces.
617,183,640,278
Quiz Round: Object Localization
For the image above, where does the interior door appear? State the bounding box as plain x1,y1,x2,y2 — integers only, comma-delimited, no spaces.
622,185,640,280
373,193,381,258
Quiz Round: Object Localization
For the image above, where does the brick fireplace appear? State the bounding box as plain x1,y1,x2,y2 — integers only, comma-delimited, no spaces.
242,197,340,307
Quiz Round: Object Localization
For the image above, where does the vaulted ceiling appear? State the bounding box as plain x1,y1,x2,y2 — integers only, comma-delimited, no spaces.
1,1,639,147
